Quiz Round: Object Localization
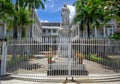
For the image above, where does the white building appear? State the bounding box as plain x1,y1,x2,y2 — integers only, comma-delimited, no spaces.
71,20,115,40
32,10,43,41
41,22,60,43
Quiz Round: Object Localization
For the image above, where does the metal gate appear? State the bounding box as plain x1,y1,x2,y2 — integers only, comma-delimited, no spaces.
5,38,120,77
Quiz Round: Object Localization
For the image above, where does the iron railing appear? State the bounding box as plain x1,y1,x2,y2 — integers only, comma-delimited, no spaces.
6,38,120,77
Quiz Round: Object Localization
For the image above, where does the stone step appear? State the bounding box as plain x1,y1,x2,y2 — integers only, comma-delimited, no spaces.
9,73,120,81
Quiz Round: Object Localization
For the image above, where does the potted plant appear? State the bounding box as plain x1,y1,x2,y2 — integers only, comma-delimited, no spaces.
75,52,84,64
48,55,53,64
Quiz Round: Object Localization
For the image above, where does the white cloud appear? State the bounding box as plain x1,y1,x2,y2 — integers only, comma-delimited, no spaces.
45,0,55,9
67,5,76,21
41,20,49,22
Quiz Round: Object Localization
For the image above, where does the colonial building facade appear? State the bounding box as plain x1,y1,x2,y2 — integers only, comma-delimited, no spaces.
71,20,115,40
41,22,60,43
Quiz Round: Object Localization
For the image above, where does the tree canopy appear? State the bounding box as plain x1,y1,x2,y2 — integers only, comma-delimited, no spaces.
0,0,46,39
73,0,115,38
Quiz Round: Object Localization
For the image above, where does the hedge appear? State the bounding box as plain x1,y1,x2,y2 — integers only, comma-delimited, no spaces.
85,54,118,68
7,56,28,68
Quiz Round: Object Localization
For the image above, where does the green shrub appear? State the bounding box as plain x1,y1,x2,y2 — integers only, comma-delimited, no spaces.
85,54,116,67
111,33,120,40
7,56,28,68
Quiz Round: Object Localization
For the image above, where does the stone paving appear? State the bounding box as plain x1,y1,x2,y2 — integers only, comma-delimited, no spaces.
84,60,119,74
0,79,120,84
6,54,120,75
1,54,120,84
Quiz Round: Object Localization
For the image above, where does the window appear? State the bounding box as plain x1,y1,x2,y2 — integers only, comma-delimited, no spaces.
43,29,46,33
107,28,114,37
53,29,57,33
48,29,51,33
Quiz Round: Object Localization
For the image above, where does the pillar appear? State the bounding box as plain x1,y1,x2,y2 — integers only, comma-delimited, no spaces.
103,26,106,38
1,42,7,75
95,26,97,38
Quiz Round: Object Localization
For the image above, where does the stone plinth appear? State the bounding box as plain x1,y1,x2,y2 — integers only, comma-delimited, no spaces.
59,29,70,37
58,24,71,37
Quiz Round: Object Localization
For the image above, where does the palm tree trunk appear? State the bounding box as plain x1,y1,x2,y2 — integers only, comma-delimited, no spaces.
12,22,18,60
87,21,90,38
13,24,18,39
13,0,19,39
12,26,17,60
21,27,26,38
12,0,19,60
30,7,34,38
3,22,6,38
86,21,90,56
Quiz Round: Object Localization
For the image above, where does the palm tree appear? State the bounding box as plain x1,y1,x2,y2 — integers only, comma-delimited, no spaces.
7,0,35,59
24,0,46,38
113,0,120,32
0,0,14,16
18,8,34,38
74,0,110,38
0,0,14,38
10,0,34,39
10,0,17,39
73,0,112,55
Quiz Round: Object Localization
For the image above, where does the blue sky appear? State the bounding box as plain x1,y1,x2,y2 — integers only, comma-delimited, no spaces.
37,0,76,22
12,0,76,23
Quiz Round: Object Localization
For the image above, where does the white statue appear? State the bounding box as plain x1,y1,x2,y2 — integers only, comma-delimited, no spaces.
61,4,70,26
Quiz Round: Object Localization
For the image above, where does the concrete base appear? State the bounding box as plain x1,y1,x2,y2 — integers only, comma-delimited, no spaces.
47,70,88,76
47,64,88,76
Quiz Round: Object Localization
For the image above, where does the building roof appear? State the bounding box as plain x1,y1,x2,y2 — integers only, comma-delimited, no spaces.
41,22,61,27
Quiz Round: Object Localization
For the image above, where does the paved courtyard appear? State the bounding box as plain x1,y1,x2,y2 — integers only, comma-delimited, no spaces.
6,55,120,75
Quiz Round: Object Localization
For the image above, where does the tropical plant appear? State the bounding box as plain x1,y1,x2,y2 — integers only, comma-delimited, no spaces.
0,0,46,39
0,0,14,16
18,8,34,38
112,0,120,32
48,55,53,64
75,51,84,64
24,0,46,38
25,0,45,10
111,32,120,40
74,0,112,38
0,0,14,38
8,0,35,39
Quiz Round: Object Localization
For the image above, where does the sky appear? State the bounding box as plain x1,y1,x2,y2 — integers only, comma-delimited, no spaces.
12,0,76,23
37,0,76,23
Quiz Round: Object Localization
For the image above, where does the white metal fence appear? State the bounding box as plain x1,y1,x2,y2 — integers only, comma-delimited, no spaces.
3,37,120,77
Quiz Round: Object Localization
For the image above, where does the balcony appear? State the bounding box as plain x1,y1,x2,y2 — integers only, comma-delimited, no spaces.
42,32,58,36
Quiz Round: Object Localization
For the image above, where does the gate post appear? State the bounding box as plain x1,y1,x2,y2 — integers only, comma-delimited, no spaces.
1,42,7,75
68,43,72,77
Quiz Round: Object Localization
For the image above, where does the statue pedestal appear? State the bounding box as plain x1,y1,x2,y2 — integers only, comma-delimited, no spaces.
57,25,71,58
59,25,70,37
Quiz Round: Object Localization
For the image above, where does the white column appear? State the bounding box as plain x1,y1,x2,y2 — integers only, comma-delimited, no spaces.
103,26,106,38
31,24,33,38
68,42,71,77
112,25,114,35
1,42,7,75
78,27,80,38
95,26,97,38
114,20,117,32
